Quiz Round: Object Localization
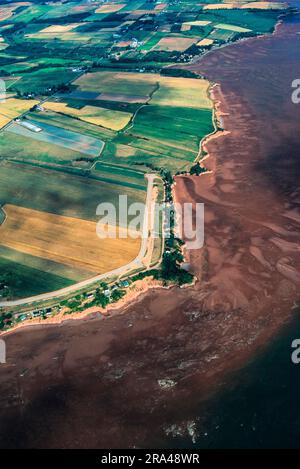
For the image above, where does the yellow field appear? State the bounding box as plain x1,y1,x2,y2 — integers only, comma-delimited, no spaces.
151,76,212,109
183,20,212,26
114,144,137,157
197,38,214,46
203,3,237,9
44,101,132,130
0,115,9,127
95,3,125,13
74,70,158,94
241,2,286,8
0,7,14,21
0,97,39,129
204,1,286,9
39,23,82,33
0,205,141,274
26,31,92,41
0,2,30,21
73,72,212,109
154,36,196,52
181,24,191,31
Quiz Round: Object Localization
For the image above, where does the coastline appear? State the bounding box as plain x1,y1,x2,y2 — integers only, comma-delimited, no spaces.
0,9,290,335
1,5,300,448
0,277,165,337
0,67,220,334
10,11,293,340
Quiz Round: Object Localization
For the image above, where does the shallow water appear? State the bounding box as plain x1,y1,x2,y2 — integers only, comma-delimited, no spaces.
168,309,300,448
168,2,300,448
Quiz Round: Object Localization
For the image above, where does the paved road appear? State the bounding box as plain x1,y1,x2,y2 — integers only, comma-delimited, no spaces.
0,174,157,308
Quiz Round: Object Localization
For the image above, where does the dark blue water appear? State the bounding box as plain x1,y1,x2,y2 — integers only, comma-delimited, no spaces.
165,310,300,449
196,312,300,449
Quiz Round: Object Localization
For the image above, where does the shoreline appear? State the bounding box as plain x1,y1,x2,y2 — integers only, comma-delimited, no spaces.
1,4,300,449
0,10,291,335
0,277,166,337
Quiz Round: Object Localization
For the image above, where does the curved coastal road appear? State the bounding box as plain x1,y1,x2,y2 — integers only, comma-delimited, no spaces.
0,173,157,308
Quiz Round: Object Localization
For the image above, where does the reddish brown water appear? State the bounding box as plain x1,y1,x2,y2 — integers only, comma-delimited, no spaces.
0,11,300,448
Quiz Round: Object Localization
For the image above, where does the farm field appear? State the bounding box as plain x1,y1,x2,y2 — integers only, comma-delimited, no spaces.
0,256,74,300
0,204,141,274
26,29,94,42
0,96,39,128
150,76,212,109
197,38,214,46
43,101,132,131
241,2,286,9
112,74,212,168
27,109,116,141
6,119,104,157
0,61,38,74
0,0,286,300
0,245,95,282
8,67,80,95
0,125,103,165
0,161,146,298
214,23,252,32
39,2,95,19
0,129,90,165
54,71,213,171
95,4,126,14
203,2,286,9
0,3,32,22
199,9,280,33
92,161,147,189
0,161,146,221
73,71,158,102
9,4,51,23
38,24,83,34
153,36,197,51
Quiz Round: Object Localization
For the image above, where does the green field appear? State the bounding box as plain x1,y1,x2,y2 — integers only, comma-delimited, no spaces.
0,130,85,165
0,256,74,300
199,9,279,33
74,71,158,100
44,100,133,131
1,125,102,166
10,5,51,23
209,28,235,41
0,161,146,222
0,245,93,283
137,32,166,51
10,68,80,95
51,72,213,172
28,110,116,141
0,61,38,74
7,119,104,157
93,161,147,189
126,105,214,160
